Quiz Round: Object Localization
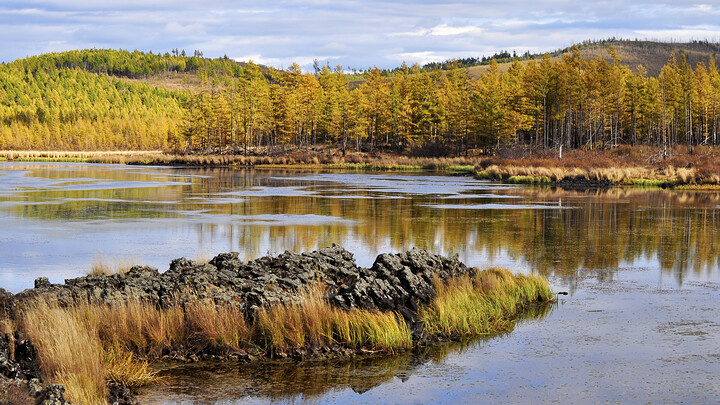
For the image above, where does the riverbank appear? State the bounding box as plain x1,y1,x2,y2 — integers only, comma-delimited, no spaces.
0,246,553,405
3,145,720,188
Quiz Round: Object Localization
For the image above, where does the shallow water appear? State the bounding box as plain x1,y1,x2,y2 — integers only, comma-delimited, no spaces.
2,162,720,404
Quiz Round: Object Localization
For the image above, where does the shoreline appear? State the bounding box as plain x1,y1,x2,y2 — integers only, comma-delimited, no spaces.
0,246,553,405
3,146,720,190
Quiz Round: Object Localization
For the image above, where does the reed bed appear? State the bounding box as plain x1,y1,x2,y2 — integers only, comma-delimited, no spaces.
420,268,554,337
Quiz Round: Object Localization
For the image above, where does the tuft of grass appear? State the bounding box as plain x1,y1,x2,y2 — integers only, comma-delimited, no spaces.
104,345,162,388
419,268,554,337
447,165,476,173
255,284,412,354
88,255,139,276
186,301,251,352
20,300,108,405
93,299,186,357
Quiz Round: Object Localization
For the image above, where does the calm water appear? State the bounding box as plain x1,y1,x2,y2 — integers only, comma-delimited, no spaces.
2,162,720,404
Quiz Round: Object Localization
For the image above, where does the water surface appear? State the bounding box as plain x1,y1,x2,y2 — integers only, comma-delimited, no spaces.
1,162,719,404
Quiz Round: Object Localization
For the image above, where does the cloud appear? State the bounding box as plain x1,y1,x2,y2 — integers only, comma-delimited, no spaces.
392,24,482,37
1,0,720,69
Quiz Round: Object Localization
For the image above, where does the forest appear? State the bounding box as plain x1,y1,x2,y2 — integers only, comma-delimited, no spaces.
1,45,720,155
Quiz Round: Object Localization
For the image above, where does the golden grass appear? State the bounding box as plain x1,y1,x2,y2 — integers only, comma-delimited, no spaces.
186,301,250,352
103,345,162,388
20,300,108,405
255,284,412,353
419,268,554,337
88,255,139,276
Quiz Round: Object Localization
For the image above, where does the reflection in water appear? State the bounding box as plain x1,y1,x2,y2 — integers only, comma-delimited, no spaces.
3,163,720,404
1,163,720,292
137,304,553,404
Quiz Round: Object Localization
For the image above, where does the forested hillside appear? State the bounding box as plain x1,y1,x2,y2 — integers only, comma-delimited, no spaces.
0,49,242,150
183,47,720,156
2,44,720,155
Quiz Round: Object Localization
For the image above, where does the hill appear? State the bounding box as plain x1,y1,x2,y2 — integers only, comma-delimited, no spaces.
0,49,253,150
464,39,720,77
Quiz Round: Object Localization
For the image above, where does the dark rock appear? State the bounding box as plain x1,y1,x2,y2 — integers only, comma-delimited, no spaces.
35,384,70,405
34,278,51,289
108,382,139,405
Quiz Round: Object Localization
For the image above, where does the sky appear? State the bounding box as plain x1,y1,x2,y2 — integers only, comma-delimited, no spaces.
1,1,720,70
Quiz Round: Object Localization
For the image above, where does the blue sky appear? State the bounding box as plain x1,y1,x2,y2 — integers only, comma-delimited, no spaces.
1,1,720,70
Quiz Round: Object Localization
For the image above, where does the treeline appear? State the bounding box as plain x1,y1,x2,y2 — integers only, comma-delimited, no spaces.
182,47,720,155
0,54,187,150
10,48,244,79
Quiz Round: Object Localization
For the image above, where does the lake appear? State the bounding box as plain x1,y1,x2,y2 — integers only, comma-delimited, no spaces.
2,162,719,404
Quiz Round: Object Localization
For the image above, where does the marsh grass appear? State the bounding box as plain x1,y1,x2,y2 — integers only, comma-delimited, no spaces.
420,268,554,337
508,175,552,184
20,300,108,405
447,165,476,173
255,285,412,353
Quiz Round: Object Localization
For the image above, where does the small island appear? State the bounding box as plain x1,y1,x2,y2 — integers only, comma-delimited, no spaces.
0,246,553,404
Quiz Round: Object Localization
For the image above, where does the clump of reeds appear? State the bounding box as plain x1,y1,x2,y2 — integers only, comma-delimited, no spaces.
19,299,167,404
419,268,554,337
255,284,412,353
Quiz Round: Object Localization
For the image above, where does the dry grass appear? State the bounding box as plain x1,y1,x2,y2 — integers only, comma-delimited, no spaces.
186,301,250,352
420,268,554,337
88,255,140,276
476,145,720,186
103,345,161,388
20,300,108,405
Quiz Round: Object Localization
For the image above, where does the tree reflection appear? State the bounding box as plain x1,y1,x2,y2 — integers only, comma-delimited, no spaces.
2,165,720,287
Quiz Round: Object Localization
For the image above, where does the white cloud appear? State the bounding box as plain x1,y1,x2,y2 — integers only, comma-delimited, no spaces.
389,51,450,65
392,24,482,37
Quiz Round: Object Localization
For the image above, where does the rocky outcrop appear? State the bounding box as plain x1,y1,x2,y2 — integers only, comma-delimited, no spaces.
0,332,72,405
13,245,472,329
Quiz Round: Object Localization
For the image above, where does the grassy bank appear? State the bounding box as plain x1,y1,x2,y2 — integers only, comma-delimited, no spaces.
0,149,480,171
5,146,720,187
6,268,552,404
474,145,720,188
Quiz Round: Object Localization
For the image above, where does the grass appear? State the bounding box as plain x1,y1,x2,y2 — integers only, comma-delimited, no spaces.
447,165,476,173
88,255,139,276
326,163,422,171
20,300,109,405
255,285,412,354
420,268,554,337
507,175,552,184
